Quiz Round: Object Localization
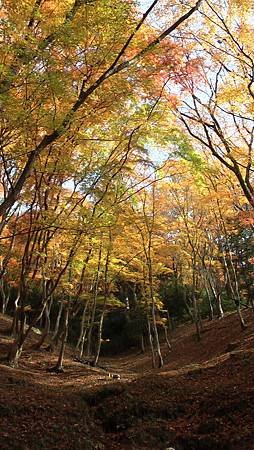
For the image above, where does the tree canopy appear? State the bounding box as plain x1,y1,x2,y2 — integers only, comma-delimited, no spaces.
0,0,254,369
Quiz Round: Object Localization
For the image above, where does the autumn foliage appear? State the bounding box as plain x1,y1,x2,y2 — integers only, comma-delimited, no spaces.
0,0,254,372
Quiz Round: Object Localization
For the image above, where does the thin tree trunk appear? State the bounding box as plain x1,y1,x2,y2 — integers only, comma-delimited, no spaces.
10,290,20,337
193,294,201,341
205,284,214,321
46,301,63,351
93,231,112,367
151,307,163,368
216,292,224,319
222,248,246,329
8,304,26,366
53,301,63,340
76,300,90,352
33,303,50,349
50,304,69,372
138,186,163,368
140,333,145,353
164,326,172,351
147,315,156,369
0,279,7,314
86,306,96,358
215,196,246,328
184,298,194,322
79,328,87,359
208,275,224,318
86,244,102,358
93,306,106,367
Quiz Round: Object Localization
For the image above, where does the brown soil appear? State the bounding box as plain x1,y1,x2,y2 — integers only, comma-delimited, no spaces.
1,310,254,449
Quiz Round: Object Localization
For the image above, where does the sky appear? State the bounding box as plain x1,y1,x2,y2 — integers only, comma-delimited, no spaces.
139,0,154,12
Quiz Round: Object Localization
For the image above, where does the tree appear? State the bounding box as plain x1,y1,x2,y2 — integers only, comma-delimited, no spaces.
175,0,254,207
0,0,202,218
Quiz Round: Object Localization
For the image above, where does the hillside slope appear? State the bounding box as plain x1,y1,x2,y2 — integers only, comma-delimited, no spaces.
0,311,254,449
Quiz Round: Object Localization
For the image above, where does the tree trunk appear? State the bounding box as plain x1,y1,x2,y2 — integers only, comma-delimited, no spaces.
205,285,214,321
86,310,95,358
216,292,224,319
0,279,10,314
76,300,89,352
93,307,105,367
46,301,63,351
86,244,102,358
151,314,163,368
164,326,172,351
10,290,21,337
51,304,69,372
79,328,87,359
222,249,246,329
236,303,247,331
8,306,26,366
193,294,201,341
140,333,145,353
33,303,50,349
147,315,156,369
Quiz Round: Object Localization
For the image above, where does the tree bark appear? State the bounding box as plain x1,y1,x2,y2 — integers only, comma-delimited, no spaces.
51,304,69,372
147,315,156,369
8,304,26,366
33,303,50,350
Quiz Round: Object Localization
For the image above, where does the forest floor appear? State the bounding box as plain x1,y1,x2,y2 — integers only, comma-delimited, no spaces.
1,310,254,450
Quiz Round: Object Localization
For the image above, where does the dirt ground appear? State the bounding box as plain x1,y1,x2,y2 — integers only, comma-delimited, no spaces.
1,310,254,449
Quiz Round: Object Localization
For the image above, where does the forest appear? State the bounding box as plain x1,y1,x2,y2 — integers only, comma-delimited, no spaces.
0,1,254,449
